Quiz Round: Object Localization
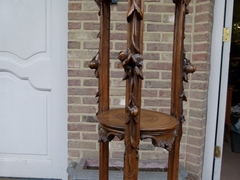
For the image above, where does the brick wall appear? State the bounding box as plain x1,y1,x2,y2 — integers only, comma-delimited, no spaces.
68,0,213,179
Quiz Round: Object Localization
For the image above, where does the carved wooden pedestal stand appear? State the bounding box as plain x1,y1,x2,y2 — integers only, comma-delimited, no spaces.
89,0,196,179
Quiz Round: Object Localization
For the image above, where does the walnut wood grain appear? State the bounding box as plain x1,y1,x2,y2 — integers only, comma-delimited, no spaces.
88,0,195,179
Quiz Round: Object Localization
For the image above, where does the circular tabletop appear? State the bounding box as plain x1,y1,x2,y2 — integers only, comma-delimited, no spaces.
97,108,179,132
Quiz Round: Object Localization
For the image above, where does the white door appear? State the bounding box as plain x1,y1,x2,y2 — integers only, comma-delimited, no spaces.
0,0,67,179
202,0,234,179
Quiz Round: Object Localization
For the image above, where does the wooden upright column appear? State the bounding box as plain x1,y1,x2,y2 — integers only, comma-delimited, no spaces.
118,0,144,179
99,0,111,179
168,0,193,180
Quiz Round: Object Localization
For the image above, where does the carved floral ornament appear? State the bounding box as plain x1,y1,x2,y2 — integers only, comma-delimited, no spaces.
90,0,196,149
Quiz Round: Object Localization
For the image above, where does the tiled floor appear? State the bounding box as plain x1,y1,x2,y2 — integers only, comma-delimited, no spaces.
221,142,240,180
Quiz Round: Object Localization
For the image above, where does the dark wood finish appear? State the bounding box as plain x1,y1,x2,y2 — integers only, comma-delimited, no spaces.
90,0,195,179
224,86,233,142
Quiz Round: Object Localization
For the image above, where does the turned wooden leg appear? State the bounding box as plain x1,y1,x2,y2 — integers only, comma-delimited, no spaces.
168,125,182,180
99,142,109,180
168,137,181,180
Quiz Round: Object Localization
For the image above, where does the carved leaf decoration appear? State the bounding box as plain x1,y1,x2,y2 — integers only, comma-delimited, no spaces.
183,72,188,83
118,62,123,68
122,72,129,80
132,53,143,66
94,69,99,78
127,1,143,22
184,0,191,6
134,66,140,76
180,93,187,102
95,91,99,97
126,116,131,124
134,66,144,80
130,106,139,117
179,115,185,123
139,68,144,80
185,7,190,14
94,0,100,8
130,136,138,148
97,32,101,38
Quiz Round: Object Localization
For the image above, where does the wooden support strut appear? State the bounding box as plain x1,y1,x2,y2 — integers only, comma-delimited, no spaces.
118,0,144,179
98,0,111,180
168,0,193,180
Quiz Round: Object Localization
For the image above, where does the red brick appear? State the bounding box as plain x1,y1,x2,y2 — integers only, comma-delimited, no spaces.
189,109,207,119
195,13,212,25
68,79,81,86
192,53,209,61
83,41,100,49
110,33,127,41
68,2,82,10
147,5,174,13
68,70,95,77
68,60,81,68
145,80,171,88
144,99,171,107
68,97,81,104
115,23,127,31
143,53,160,60
191,82,208,90
161,71,172,79
68,88,97,95
193,43,210,52
195,3,213,13
83,79,98,86
68,123,97,132
68,115,81,122
145,13,162,22
68,41,80,49
68,12,98,20
68,150,80,158
83,22,100,30
189,91,207,100
194,23,212,33
82,133,98,140
68,106,97,113
159,90,171,98
143,71,159,79
146,62,172,70
68,132,81,140
147,43,173,51
187,136,205,147
82,97,98,104
147,24,174,32
68,22,81,29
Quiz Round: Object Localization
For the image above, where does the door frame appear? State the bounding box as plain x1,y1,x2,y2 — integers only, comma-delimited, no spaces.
202,0,234,179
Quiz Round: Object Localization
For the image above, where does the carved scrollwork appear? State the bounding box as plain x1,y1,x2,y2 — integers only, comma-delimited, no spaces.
98,126,124,142
140,127,179,151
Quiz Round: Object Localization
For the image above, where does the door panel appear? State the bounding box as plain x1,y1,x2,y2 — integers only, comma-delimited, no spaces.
0,0,67,179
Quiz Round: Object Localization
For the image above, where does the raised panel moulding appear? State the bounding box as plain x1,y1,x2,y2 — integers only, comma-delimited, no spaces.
0,73,50,155
0,0,47,60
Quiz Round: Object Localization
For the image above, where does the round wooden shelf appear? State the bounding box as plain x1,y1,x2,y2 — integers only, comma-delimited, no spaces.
97,108,179,133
